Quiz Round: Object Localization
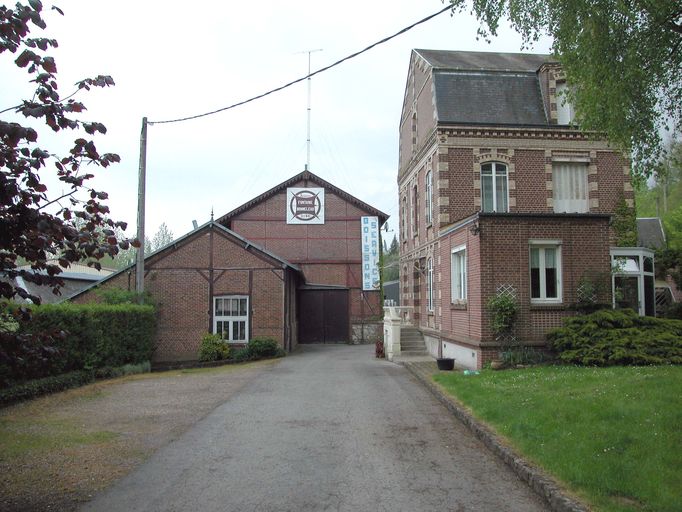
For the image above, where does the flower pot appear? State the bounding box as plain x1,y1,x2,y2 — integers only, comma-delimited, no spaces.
437,358,455,371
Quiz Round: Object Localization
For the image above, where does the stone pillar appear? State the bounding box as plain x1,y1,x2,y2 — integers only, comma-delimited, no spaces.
383,307,402,361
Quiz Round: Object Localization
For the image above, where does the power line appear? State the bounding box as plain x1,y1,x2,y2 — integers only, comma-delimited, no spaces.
149,5,452,125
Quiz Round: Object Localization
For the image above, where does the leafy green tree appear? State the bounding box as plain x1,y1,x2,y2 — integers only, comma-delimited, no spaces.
150,222,174,252
450,0,682,178
636,136,682,246
0,1,134,303
382,234,399,282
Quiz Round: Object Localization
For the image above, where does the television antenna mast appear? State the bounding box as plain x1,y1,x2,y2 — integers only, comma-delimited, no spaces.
296,49,322,171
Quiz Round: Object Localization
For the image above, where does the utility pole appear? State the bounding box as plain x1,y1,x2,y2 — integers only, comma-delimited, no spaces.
135,117,148,298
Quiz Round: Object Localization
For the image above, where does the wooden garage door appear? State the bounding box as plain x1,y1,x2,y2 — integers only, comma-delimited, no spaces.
299,289,349,343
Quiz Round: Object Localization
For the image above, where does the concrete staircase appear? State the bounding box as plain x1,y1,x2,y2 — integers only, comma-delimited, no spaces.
399,327,428,356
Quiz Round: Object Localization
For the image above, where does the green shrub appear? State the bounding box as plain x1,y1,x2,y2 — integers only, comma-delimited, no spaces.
547,309,682,366
0,370,95,407
231,347,253,363
487,292,518,336
662,302,682,319
198,334,230,362
0,302,156,386
247,337,284,359
0,360,151,407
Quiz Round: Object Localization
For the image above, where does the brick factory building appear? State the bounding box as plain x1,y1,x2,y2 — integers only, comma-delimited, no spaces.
397,50,653,369
72,171,388,363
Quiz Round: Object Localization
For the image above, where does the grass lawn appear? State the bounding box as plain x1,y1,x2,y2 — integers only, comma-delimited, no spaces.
433,365,682,512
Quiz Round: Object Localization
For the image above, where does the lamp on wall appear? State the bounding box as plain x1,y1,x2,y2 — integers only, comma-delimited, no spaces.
470,221,481,236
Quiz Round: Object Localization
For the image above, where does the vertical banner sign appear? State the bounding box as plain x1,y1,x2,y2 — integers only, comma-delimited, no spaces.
287,188,325,224
361,216,380,291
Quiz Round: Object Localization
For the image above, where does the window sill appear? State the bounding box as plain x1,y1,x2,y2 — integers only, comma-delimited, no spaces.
530,303,566,311
450,302,467,311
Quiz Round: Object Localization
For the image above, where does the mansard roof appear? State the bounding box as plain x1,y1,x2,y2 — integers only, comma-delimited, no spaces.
413,49,555,126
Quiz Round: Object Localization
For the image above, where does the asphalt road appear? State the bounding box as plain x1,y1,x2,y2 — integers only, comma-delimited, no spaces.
82,345,548,512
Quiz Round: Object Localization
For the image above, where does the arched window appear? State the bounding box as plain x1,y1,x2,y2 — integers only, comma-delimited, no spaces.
426,257,434,312
481,162,508,213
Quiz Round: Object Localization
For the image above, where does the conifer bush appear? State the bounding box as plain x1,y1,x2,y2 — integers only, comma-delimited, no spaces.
547,309,682,366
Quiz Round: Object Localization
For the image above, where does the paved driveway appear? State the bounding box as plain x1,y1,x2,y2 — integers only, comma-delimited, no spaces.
82,345,548,512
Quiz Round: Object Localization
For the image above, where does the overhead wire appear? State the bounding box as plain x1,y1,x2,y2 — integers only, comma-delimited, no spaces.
148,4,452,125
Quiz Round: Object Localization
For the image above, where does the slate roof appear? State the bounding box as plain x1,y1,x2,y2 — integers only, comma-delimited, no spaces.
413,49,555,126
637,217,667,249
433,72,547,125
415,49,551,72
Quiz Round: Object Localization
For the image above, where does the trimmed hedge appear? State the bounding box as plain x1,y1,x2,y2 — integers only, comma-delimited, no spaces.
1,302,155,386
547,309,682,366
0,361,151,407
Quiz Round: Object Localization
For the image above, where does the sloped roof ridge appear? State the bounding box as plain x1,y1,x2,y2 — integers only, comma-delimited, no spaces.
65,221,301,302
414,48,554,72
216,170,389,224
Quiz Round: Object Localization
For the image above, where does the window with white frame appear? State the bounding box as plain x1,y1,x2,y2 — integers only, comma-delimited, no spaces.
481,162,508,213
426,257,434,312
451,246,467,303
556,82,575,125
530,243,562,302
553,162,588,213
425,170,432,225
214,296,248,342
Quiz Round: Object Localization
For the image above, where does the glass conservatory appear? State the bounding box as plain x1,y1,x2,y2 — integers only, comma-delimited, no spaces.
610,248,656,316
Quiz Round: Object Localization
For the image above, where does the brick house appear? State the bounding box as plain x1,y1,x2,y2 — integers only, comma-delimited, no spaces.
72,171,388,362
397,49,648,369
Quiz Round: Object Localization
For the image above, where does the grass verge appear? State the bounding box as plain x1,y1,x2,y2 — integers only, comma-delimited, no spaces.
433,365,682,512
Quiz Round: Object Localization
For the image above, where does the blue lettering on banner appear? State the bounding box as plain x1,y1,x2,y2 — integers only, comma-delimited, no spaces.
360,216,380,291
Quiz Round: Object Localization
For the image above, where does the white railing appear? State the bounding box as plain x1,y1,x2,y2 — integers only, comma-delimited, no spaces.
383,305,413,326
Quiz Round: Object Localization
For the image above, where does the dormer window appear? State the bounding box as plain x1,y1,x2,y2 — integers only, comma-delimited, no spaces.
481,162,508,213
556,82,575,125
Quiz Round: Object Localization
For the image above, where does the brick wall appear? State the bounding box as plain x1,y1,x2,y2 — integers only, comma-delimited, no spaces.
478,215,611,344
73,225,287,362
514,149,548,212
227,179,381,323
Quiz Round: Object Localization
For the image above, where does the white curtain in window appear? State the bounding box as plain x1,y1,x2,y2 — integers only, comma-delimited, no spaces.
553,163,588,213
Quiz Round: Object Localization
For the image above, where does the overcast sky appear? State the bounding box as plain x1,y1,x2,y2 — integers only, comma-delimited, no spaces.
3,0,552,243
